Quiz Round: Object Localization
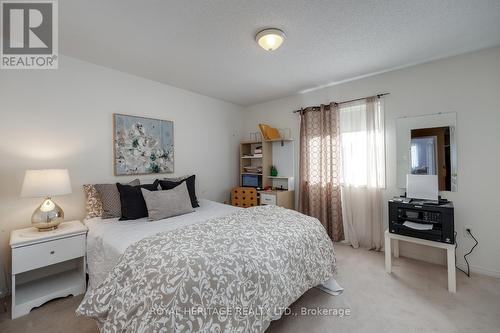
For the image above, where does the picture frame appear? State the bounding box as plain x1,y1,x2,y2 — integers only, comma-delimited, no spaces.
113,113,174,175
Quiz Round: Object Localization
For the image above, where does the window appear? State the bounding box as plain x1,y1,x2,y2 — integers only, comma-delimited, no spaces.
410,136,437,175
339,99,385,188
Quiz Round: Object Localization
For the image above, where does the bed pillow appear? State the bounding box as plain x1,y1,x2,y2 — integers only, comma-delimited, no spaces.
163,175,190,182
117,180,159,220
83,184,103,218
154,176,190,189
95,179,140,219
141,183,194,221
158,175,199,208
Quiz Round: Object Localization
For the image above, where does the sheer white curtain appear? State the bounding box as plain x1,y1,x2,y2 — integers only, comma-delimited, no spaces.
339,97,385,250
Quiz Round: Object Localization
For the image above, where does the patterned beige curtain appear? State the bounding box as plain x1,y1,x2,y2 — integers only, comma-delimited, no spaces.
299,103,343,241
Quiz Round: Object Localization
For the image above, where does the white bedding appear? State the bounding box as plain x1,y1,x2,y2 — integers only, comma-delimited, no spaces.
84,199,241,289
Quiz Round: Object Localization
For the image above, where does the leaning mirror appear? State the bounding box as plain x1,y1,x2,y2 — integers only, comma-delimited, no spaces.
396,112,457,192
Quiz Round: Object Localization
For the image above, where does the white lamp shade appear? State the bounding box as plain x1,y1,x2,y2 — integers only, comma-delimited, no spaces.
21,169,72,198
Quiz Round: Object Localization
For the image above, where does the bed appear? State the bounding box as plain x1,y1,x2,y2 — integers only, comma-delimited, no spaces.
83,199,240,289
77,199,339,332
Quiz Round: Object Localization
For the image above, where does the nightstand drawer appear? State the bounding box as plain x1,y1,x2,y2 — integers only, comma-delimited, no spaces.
260,193,277,205
12,234,85,274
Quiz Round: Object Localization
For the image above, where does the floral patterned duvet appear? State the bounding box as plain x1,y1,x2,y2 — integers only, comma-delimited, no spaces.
77,205,336,332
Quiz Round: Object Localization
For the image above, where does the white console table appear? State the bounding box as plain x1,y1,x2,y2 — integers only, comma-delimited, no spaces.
384,229,456,293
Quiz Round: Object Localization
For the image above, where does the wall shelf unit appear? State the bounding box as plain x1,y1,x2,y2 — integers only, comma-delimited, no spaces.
264,138,294,146
240,141,271,189
239,138,295,209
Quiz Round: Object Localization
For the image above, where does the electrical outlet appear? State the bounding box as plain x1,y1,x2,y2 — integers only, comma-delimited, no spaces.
463,225,472,238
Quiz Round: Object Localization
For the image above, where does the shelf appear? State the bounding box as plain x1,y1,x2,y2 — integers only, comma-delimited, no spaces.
267,176,293,179
240,140,262,145
265,138,293,142
241,156,262,159
242,173,262,176
15,268,83,306
241,139,293,144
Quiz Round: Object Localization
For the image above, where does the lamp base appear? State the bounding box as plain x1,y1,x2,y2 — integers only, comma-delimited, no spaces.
32,197,64,231
37,226,59,232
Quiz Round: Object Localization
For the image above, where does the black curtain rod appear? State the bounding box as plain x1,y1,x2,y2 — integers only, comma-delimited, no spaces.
292,93,390,113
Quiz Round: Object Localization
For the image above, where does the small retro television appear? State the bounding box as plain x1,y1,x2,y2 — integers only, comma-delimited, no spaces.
241,174,261,189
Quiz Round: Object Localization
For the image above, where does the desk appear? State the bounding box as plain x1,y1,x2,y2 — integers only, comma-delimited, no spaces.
384,229,456,293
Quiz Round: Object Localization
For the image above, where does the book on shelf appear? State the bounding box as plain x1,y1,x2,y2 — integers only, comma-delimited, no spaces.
243,166,263,173
242,154,262,158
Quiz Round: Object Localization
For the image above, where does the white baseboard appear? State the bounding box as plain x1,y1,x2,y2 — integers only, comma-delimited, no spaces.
456,262,500,279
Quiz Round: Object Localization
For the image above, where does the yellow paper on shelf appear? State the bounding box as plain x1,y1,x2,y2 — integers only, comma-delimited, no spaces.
259,123,281,140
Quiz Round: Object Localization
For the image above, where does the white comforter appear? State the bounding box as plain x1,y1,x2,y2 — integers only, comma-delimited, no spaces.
85,199,241,289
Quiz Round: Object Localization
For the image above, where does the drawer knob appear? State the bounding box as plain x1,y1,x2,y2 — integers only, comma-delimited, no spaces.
50,250,55,255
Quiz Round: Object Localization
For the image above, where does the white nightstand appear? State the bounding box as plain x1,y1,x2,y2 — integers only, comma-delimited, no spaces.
10,220,88,319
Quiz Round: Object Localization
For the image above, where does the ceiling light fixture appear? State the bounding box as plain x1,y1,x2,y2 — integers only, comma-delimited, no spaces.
255,28,286,51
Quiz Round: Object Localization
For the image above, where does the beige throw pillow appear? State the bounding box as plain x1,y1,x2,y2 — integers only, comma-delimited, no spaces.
95,179,140,219
83,184,103,218
141,182,194,221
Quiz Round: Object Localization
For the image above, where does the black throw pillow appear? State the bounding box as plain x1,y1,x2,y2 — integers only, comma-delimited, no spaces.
117,180,159,220
158,175,199,208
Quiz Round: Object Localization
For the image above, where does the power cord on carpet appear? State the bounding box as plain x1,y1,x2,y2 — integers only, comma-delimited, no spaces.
454,229,479,277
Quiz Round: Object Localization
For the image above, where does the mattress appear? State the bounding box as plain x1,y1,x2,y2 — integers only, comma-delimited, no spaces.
84,199,241,289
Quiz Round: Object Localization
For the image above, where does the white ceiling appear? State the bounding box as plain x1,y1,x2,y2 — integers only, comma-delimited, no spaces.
60,0,500,106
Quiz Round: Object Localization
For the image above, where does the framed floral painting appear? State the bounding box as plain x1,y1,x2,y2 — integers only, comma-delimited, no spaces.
113,114,174,175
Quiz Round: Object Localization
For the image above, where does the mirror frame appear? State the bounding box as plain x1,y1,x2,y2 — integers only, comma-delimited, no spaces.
396,112,457,192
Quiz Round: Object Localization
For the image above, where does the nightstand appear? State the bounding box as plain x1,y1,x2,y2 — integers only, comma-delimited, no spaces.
10,220,87,319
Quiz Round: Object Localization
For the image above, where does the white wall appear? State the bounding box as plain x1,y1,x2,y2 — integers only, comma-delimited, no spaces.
242,46,500,277
1,45,499,291
0,56,243,292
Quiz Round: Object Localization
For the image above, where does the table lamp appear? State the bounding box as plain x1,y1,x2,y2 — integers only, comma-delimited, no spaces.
20,169,72,231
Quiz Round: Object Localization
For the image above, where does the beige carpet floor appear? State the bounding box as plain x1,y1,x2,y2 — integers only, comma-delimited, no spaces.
1,244,499,333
